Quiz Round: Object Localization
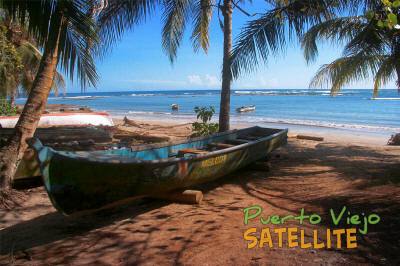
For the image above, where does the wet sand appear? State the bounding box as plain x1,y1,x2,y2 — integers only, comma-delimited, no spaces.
1,119,399,265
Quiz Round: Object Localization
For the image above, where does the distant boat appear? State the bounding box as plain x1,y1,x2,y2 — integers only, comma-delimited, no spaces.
30,126,287,215
171,104,179,110
0,112,114,128
370,97,400,100
236,105,256,113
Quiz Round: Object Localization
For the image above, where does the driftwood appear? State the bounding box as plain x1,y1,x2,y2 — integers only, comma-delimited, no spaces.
388,133,400,146
123,116,143,128
153,190,203,204
296,135,324,141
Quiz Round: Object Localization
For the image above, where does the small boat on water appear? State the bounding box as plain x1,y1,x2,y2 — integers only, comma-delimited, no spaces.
171,104,179,110
236,105,256,113
0,112,114,128
30,126,287,215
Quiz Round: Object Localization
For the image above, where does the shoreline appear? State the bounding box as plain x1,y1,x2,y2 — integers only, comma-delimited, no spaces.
112,114,393,146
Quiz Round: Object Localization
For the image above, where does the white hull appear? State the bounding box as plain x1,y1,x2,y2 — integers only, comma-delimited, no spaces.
236,106,256,113
0,112,114,128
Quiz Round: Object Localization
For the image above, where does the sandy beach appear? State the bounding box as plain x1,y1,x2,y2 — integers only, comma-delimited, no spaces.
1,118,399,265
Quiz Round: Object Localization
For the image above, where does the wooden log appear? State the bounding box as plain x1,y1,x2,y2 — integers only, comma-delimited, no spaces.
296,135,324,141
153,190,203,204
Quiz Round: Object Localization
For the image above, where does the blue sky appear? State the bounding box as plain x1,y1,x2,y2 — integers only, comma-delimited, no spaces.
67,1,392,93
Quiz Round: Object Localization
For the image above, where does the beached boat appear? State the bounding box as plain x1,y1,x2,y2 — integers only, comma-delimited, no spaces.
236,105,256,112
30,126,287,215
0,112,114,128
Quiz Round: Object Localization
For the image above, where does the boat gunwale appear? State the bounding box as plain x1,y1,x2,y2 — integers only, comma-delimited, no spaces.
48,126,288,165
0,112,111,119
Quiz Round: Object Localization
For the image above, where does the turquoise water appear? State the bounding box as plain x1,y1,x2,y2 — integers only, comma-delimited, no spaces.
17,89,400,134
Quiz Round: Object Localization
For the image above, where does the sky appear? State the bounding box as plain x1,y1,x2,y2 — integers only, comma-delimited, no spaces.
66,1,394,93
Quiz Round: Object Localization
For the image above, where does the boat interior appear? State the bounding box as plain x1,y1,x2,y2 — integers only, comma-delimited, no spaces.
99,127,284,161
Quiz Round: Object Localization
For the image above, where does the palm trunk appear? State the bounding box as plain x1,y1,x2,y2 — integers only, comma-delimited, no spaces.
396,65,400,94
218,0,232,132
9,90,16,108
0,16,63,204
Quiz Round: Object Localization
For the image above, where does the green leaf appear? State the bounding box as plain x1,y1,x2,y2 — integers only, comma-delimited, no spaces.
393,1,400,8
366,11,375,20
388,13,398,25
377,20,384,28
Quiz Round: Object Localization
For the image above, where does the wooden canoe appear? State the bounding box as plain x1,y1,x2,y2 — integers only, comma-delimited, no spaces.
30,126,288,215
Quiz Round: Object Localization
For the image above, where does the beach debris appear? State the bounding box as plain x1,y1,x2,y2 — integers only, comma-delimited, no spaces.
171,103,179,110
113,128,170,143
123,116,142,128
296,135,324,141
152,190,203,205
388,133,400,145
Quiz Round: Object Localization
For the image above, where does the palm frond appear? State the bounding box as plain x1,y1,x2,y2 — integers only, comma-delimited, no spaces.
342,21,389,57
96,0,158,57
301,16,367,63
230,0,335,80
162,0,192,63
190,0,213,53
309,54,387,95
373,56,396,97
52,71,66,96
2,0,100,89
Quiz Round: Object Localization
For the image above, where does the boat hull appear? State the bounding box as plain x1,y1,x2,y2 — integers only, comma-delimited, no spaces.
31,127,287,215
0,112,114,128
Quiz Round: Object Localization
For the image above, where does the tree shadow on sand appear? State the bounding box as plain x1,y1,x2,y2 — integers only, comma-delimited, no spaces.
0,141,399,264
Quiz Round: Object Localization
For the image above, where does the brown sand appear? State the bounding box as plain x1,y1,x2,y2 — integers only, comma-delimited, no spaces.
1,120,399,265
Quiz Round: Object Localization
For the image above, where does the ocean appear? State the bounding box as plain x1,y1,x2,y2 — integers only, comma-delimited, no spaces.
16,89,400,136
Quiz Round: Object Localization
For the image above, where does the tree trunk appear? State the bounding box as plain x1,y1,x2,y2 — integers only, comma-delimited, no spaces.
0,16,63,205
396,65,400,94
9,90,16,108
218,0,233,132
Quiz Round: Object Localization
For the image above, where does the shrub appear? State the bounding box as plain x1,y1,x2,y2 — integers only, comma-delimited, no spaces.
191,106,219,137
0,98,17,116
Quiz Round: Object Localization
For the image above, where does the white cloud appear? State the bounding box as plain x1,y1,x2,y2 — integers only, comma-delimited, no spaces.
204,74,219,87
187,74,220,88
187,75,203,86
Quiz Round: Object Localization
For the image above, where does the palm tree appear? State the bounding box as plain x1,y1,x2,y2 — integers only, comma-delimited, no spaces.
0,0,98,206
301,3,400,97
160,0,236,132
0,17,66,106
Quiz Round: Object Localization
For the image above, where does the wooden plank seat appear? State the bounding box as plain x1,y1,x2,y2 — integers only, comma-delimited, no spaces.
178,148,208,157
208,142,235,149
238,135,259,141
226,139,249,145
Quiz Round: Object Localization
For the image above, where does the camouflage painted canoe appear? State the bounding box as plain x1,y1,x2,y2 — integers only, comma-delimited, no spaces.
30,126,288,215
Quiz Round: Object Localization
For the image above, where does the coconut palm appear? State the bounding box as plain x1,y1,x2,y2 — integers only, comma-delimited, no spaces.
301,3,400,97
0,0,98,205
160,0,236,132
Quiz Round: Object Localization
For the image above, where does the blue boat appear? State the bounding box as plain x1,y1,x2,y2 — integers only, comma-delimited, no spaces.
30,126,288,215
